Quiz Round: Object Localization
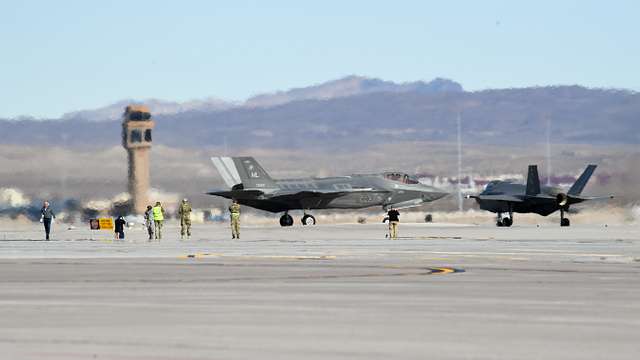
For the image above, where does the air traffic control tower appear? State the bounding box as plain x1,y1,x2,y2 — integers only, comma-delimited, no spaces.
122,105,155,214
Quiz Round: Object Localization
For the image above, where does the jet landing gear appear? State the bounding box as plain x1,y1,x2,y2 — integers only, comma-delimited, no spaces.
496,212,513,227
301,214,316,226
279,213,317,226
560,208,571,227
279,213,294,227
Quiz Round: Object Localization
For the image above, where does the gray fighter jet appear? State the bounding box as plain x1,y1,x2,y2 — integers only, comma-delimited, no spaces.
467,164,613,227
207,157,448,226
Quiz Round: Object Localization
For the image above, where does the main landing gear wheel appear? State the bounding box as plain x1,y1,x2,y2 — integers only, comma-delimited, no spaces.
301,214,316,225
496,220,504,227
560,208,571,227
279,213,294,227
502,217,513,227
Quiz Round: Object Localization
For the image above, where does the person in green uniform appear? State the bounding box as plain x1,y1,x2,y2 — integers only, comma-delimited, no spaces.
178,198,192,240
152,201,165,240
228,199,241,239
144,205,154,241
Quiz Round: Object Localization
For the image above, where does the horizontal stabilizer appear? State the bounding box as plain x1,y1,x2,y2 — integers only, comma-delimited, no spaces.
567,194,614,205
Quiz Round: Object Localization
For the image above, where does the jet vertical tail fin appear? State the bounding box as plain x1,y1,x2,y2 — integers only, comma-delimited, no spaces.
211,156,278,190
568,164,597,195
525,165,541,196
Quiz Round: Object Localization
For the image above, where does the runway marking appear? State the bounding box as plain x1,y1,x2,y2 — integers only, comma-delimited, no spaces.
179,253,336,261
242,255,336,261
178,253,224,259
431,267,460,274
424,251,626,258
399,236,464,240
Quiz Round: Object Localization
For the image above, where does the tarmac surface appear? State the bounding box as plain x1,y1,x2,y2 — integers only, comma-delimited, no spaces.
0,222,639,359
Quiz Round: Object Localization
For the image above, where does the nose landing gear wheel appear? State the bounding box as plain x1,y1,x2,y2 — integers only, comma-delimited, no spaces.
502,217,513,227
279,213,294,227
301,214,316,225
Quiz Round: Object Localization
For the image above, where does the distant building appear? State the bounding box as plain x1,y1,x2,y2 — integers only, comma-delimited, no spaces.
122,105,154,214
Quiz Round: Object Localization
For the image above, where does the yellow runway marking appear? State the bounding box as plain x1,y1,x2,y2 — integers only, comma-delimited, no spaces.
432,267,455,274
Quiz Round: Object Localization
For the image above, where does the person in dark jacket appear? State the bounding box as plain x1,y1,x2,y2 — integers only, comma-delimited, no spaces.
40,201,55,241
114,216,127,240
387,207,400,239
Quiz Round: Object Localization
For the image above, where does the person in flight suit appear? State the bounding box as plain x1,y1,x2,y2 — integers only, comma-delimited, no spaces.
387,207,400,240
228,199,241,239
40,201,55,241
178,198,192,240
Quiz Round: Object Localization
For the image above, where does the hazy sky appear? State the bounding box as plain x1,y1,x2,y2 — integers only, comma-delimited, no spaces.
1,0,638,118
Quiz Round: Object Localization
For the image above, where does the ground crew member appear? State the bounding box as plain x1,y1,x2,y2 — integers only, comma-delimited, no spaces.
152,201,165,240
387,207,400,239
228,199,241,239
144,205,154,241
114,215,126,240
178,198,192,240
40,201,55,241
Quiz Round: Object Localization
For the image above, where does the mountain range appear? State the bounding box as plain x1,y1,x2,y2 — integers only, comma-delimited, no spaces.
57,76,463,121
1,76,638,149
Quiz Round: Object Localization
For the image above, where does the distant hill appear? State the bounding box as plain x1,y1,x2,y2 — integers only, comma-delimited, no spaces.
244,76,463,107
61,98,236,122
0,77,638,149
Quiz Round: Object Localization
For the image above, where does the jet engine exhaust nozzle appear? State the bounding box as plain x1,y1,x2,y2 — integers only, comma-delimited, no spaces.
556,193,568,207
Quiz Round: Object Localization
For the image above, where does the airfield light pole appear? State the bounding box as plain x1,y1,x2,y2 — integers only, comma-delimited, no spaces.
546,115,552,186
457,111,463,212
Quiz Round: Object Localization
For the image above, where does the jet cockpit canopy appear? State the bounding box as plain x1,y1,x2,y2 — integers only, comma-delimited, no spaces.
383,172,420,185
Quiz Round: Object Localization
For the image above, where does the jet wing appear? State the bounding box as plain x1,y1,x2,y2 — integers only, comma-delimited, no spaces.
207,188,389,202
467,194,524,202
271,188,389,201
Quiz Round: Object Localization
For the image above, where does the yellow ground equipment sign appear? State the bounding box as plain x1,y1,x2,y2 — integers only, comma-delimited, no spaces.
90,218,114,230
99,218,114,230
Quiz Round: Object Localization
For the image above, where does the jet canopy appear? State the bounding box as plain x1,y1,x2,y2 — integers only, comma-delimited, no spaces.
383,172,420,185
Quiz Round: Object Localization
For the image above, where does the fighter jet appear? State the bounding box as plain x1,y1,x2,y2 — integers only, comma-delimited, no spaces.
207,157,448,226
467,164,613,227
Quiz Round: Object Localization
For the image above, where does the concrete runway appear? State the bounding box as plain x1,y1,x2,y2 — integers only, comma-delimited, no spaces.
0,222,639,359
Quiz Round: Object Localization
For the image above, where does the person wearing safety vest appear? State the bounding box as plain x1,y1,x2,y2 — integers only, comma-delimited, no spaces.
152,201,165,240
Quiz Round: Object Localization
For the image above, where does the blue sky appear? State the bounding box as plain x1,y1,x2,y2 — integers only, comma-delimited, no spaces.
1,0,638,118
